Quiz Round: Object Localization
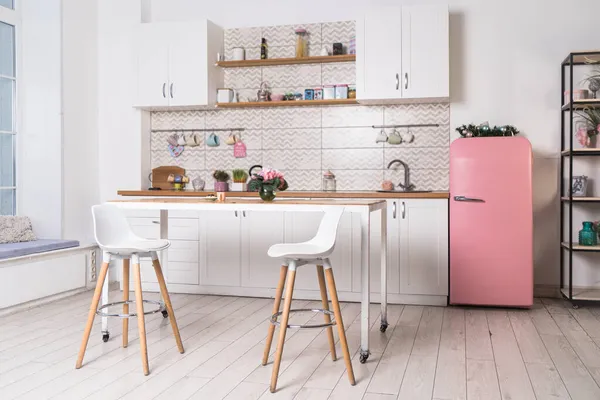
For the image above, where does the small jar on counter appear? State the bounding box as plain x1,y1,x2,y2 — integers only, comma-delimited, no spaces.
322,170,336,192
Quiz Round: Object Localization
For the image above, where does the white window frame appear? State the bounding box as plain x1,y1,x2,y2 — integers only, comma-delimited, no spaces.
0,2,19,215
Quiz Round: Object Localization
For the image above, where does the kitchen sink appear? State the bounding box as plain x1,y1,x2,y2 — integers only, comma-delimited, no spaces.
376,190,432,193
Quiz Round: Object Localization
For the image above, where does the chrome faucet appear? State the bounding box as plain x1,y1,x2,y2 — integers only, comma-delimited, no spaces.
387,159,415,192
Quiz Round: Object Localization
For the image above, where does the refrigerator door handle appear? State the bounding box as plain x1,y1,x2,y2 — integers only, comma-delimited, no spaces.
454,195,485,203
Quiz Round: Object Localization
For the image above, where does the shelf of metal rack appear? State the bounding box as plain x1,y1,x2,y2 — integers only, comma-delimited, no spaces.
560,50,600,307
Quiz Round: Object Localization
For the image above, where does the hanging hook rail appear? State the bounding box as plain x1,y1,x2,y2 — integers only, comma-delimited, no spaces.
151,128,245,132
372,124,439,129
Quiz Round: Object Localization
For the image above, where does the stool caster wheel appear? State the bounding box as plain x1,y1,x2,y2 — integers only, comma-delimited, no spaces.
162,310,169,318
359,351,369,364
572,304,580,310
380,322,389,333
102,333,110,342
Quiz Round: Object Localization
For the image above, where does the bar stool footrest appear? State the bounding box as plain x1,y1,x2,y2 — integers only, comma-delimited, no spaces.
96,300,165,318
270,308,336,329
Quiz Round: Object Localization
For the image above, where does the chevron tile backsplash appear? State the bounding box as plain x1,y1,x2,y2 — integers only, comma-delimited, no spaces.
149,21,450,191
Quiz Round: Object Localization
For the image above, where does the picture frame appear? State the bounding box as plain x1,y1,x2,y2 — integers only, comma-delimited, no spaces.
571,175,588,197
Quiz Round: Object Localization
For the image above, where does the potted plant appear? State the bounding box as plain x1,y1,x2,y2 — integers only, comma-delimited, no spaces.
231,169,248,192
248,167,289,201
212,170,230,192
575,107,600,148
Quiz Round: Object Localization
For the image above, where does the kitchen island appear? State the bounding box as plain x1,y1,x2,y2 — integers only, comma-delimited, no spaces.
109,196,388,363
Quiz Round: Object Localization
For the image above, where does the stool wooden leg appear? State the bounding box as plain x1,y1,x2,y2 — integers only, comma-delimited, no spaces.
270,267,296,393
76,262,110,369
325,267,355,386
317,265,337,361
262,264,288,366
152,258,184,354
122,259,130,348
133,262,150,375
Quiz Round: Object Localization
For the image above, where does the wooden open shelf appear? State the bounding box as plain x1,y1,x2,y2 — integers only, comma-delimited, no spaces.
561,148,600,156
562,99,600,111
561,287,600,301
216,99,357,108
562,51,600,65
561,242,600,251
562,197,600,202
216,54,356,68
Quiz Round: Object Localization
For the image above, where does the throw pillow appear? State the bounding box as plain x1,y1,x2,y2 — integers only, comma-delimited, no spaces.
0,216,37,244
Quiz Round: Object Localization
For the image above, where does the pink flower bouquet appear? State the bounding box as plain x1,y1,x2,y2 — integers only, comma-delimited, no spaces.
248,167,289,192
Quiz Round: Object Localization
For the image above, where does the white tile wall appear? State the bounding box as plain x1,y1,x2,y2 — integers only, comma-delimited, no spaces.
148,21,450,192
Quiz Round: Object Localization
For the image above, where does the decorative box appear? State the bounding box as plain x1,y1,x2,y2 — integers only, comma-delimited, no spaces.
335,84,348,99
304,89,314,100
323,85,335,100
314,88,323,100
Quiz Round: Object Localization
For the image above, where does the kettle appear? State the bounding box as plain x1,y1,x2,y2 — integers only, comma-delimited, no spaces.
248,165,262,177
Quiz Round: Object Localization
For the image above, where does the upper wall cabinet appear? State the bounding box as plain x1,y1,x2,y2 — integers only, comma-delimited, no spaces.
134,21,224,109
356,5,449,103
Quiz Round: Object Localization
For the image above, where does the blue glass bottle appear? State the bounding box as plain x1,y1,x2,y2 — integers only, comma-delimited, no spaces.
579,222,598,246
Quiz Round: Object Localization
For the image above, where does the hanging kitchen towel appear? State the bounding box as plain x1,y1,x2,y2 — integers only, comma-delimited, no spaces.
233,135,247,158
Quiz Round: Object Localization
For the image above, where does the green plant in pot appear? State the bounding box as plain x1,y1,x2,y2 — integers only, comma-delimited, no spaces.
213,170,230,192
248,167,288,201
575,107,600,148
231,169,248,192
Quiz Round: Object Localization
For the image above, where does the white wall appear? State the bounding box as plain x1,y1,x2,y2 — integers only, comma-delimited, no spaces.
96,0,600,290
18,0,63,239
62,0,100,244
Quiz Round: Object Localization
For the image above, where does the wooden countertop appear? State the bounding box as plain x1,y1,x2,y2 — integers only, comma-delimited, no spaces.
117,190,450,199
114,198,386,207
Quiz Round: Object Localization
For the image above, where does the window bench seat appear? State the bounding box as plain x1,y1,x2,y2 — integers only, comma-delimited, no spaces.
0,239,80,260
0,242,97,311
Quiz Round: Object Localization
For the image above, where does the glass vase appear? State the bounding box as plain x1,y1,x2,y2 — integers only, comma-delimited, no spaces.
259,187,276,202
579,221,598,246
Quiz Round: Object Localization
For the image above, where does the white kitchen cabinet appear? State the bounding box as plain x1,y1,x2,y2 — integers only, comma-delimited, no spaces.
401,5,449,99
199,211,241,287
134,20,224,108
241,211,286,288
395,199,448,296
356,5,449,103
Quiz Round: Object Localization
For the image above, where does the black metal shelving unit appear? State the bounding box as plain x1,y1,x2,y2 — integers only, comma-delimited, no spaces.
560,51,600,308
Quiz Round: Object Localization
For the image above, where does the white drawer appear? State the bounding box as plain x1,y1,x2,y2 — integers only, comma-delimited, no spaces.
168,262,199,284
168,219,198,241
168,240,198,262
169,210,199,219
127,217,160,239
124,209,160,218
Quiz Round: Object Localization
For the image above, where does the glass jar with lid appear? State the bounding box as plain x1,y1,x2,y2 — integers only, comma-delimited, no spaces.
295,28,308,58
322,170,336,192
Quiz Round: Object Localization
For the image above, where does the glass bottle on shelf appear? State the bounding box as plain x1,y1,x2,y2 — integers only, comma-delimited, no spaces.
295,28,308,58
578,221,598,246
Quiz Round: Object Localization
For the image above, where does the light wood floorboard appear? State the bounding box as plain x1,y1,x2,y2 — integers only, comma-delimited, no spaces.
5,291,600,399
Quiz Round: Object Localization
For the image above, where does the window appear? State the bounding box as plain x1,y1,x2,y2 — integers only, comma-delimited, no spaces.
0,3,16,215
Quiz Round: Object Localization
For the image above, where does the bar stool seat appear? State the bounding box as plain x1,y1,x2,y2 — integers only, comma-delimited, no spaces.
262,207,355,393
75,204,184,375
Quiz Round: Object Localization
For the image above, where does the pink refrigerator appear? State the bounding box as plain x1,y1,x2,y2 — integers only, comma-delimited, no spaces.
450,137,533,307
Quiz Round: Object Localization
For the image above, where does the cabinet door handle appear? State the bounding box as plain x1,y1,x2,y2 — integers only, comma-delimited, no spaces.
169,83,174,98
392,201,397,219
152,220,160,224
243,210,246,217
404,73,408,90
162,83,166,98
234,211,238,217
395,73,399,90
401,201,406,219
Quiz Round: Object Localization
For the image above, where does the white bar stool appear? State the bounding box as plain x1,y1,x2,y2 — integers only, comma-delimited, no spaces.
75,204,184,375
262,207,355,393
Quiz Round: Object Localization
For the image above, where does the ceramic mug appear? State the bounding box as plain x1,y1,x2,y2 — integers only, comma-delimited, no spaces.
387,129,403,145
232,47,245,61
206,133,220,147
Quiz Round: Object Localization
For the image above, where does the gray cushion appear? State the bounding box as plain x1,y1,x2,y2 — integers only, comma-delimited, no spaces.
0,239,80,260
0,216,37,244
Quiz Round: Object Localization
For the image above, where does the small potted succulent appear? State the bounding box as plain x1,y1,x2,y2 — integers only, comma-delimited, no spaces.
212,170,230,192
231,169,248,192
248,167,288,201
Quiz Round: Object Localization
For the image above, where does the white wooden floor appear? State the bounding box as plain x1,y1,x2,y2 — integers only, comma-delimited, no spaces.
3,291,600,400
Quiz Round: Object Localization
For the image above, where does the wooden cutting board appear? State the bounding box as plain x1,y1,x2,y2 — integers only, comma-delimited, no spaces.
151,166,185,190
